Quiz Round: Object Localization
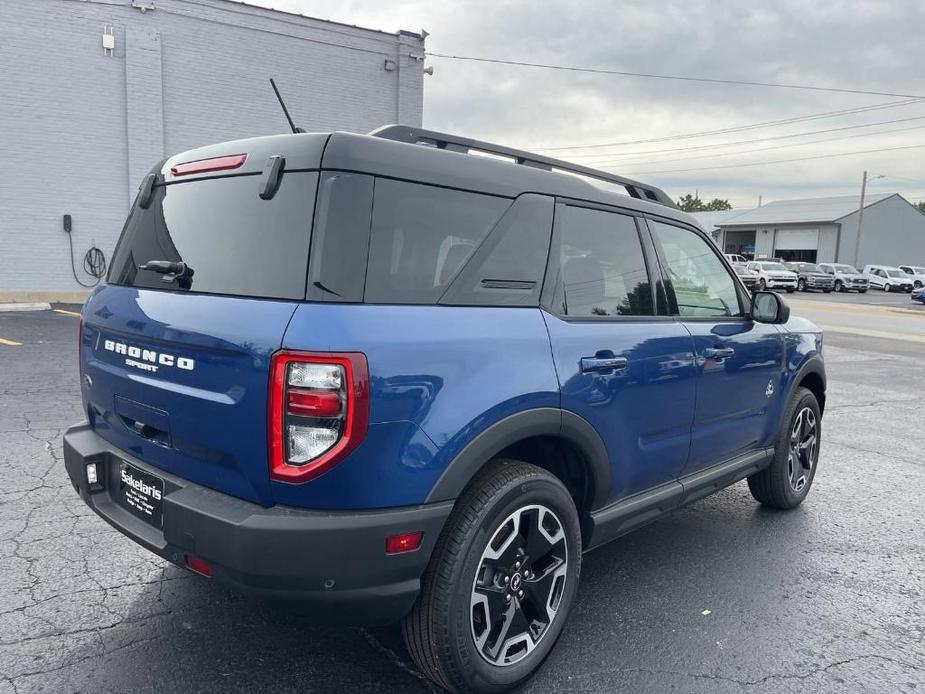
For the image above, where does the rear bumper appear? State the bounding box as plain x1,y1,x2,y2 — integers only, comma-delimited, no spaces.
63,423,452,625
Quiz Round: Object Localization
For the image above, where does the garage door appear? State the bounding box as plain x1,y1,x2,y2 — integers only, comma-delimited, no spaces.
775,228,818,250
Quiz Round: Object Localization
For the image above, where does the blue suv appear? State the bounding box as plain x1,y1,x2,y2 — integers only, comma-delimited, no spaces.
64,125,825,693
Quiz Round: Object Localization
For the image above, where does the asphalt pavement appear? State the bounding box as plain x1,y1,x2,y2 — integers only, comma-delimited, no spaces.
0,305,923,693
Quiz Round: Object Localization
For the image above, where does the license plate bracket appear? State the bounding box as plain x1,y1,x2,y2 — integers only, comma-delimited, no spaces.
116,461,164,527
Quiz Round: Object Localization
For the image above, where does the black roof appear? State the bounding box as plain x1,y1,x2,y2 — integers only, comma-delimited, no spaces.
160,125,697,228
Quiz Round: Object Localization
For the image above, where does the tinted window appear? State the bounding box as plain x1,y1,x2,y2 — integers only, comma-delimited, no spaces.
651,221,742,318
552,206,653,317
364,179,511,304
307,173,374,302
441,194,553,307
109,173,317,300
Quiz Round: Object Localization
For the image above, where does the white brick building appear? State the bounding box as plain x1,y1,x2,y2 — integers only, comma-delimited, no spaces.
0,0,424,300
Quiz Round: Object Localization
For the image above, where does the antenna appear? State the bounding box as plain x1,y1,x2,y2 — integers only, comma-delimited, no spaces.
269,78,305,134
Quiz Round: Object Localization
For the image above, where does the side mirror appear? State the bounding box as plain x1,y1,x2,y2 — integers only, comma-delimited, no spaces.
751,291,790,324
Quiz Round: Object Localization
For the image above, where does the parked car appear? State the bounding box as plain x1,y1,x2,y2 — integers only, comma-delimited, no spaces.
63,125,826,694
785,262,835,293
732,262,759,290
898,265,925,289
912,286,925,305
862,264,914,293
746,260,798,292
817,263,869,293
725,253,747,264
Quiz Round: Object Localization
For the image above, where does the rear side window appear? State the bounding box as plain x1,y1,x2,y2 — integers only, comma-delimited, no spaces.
550,205,654,317
109,173,318,300
364,179,511,304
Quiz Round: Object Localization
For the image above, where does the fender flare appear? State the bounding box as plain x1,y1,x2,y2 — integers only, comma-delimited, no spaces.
425,408,612,511
783,354,826,421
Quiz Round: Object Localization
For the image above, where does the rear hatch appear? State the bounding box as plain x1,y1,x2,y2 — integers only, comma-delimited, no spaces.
80,135,326,505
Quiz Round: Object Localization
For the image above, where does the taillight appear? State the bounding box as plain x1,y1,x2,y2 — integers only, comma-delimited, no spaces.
268,351,369,483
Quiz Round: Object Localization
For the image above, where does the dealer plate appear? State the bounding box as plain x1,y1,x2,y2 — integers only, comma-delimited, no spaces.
116,461,164,527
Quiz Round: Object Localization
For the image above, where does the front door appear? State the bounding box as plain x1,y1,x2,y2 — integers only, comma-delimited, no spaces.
542,203,697,504
647,219,785,473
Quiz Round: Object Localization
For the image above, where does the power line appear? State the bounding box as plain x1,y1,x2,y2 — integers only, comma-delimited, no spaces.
568,114,925,162
428,52,925,100
585,122,925,169
525,99,925,151
623,142,925,176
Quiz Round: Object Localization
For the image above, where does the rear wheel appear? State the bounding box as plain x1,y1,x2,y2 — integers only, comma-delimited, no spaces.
748,387,821,509
403,460,582,693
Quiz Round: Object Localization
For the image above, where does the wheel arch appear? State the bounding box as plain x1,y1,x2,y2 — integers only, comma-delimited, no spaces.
786,355,826,419
425,408,612,529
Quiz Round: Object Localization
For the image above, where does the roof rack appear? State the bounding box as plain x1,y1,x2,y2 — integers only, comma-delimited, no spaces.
369,125,677,209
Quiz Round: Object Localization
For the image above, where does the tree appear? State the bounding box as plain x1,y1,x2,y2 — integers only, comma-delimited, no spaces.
915,201,925,215
677,194,732,212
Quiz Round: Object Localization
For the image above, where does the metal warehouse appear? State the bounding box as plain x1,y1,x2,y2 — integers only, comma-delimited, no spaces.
0,0,424,301
695,194,925,267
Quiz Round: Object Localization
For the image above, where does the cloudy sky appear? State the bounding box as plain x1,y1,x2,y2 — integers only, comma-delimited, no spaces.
248,0,924,208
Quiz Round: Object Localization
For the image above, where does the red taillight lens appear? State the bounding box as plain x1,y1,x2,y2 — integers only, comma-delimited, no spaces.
287,389,342,417
386,532,424,555
268,351,369,484
185,554,212,577
170,153,247,176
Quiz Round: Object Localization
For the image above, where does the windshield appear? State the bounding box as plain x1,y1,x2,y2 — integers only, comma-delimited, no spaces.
760,262,788,271
790,263,822,272
835,264,859,273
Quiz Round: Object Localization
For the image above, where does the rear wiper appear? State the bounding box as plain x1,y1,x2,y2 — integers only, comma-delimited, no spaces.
138,260,194,288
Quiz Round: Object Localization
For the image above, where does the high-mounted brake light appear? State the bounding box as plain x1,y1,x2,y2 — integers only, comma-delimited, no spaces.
269,351,369,483
170,153,247,177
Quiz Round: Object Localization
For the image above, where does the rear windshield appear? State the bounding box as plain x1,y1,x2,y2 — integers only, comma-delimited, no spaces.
108,173,318,300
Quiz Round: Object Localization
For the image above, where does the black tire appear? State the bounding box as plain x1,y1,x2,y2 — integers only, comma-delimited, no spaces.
822,289,832,294
859,289,868,294
403,460,582,693
915,281,923,289
759,278,767,291
834,280,844,293
786,287,795,293
885,283,892,293
747,386,821,510
797,279,806,292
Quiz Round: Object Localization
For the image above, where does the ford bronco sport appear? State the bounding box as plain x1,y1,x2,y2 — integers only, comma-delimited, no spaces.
64,125,825,693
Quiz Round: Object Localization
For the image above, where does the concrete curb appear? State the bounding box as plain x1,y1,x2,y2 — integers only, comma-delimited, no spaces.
0,302,52,313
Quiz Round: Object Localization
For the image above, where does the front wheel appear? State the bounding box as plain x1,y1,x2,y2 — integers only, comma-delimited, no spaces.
797,279,806,292
403,460,582,693
748,386,821,509
759,278,767,291
885,283,893,293
859,289,868,294
786,287,795,293
834,280,844,292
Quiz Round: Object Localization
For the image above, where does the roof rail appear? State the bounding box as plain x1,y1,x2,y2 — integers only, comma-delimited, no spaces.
369,125,677,209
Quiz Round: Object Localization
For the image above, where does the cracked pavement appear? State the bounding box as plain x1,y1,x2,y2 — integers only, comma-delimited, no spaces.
1,308,923,693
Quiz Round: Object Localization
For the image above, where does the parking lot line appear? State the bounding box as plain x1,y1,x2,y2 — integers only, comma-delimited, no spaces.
53,309,81,317
816,324,925,345
0,336,22,346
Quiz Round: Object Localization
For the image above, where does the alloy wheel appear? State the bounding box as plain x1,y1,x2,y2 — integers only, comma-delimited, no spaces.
470,504,568,667
788,407,818,493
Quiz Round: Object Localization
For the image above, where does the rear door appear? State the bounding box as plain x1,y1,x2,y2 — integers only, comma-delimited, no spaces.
541,202,697,503
646,219,784,473
82,150,322,506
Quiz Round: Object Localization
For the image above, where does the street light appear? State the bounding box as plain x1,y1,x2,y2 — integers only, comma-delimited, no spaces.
851,171,886,268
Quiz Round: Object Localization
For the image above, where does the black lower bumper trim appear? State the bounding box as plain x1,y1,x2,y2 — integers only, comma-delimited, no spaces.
63,423,452,625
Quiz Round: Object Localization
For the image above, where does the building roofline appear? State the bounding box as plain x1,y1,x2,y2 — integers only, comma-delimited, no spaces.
204,0,424,41
833,193,909,221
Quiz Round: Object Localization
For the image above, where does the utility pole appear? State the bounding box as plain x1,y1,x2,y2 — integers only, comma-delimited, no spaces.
757,195,763,207
852,171,869,268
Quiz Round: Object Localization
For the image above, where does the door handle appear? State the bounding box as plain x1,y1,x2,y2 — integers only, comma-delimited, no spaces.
580,356,628,373
703,347,735,359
